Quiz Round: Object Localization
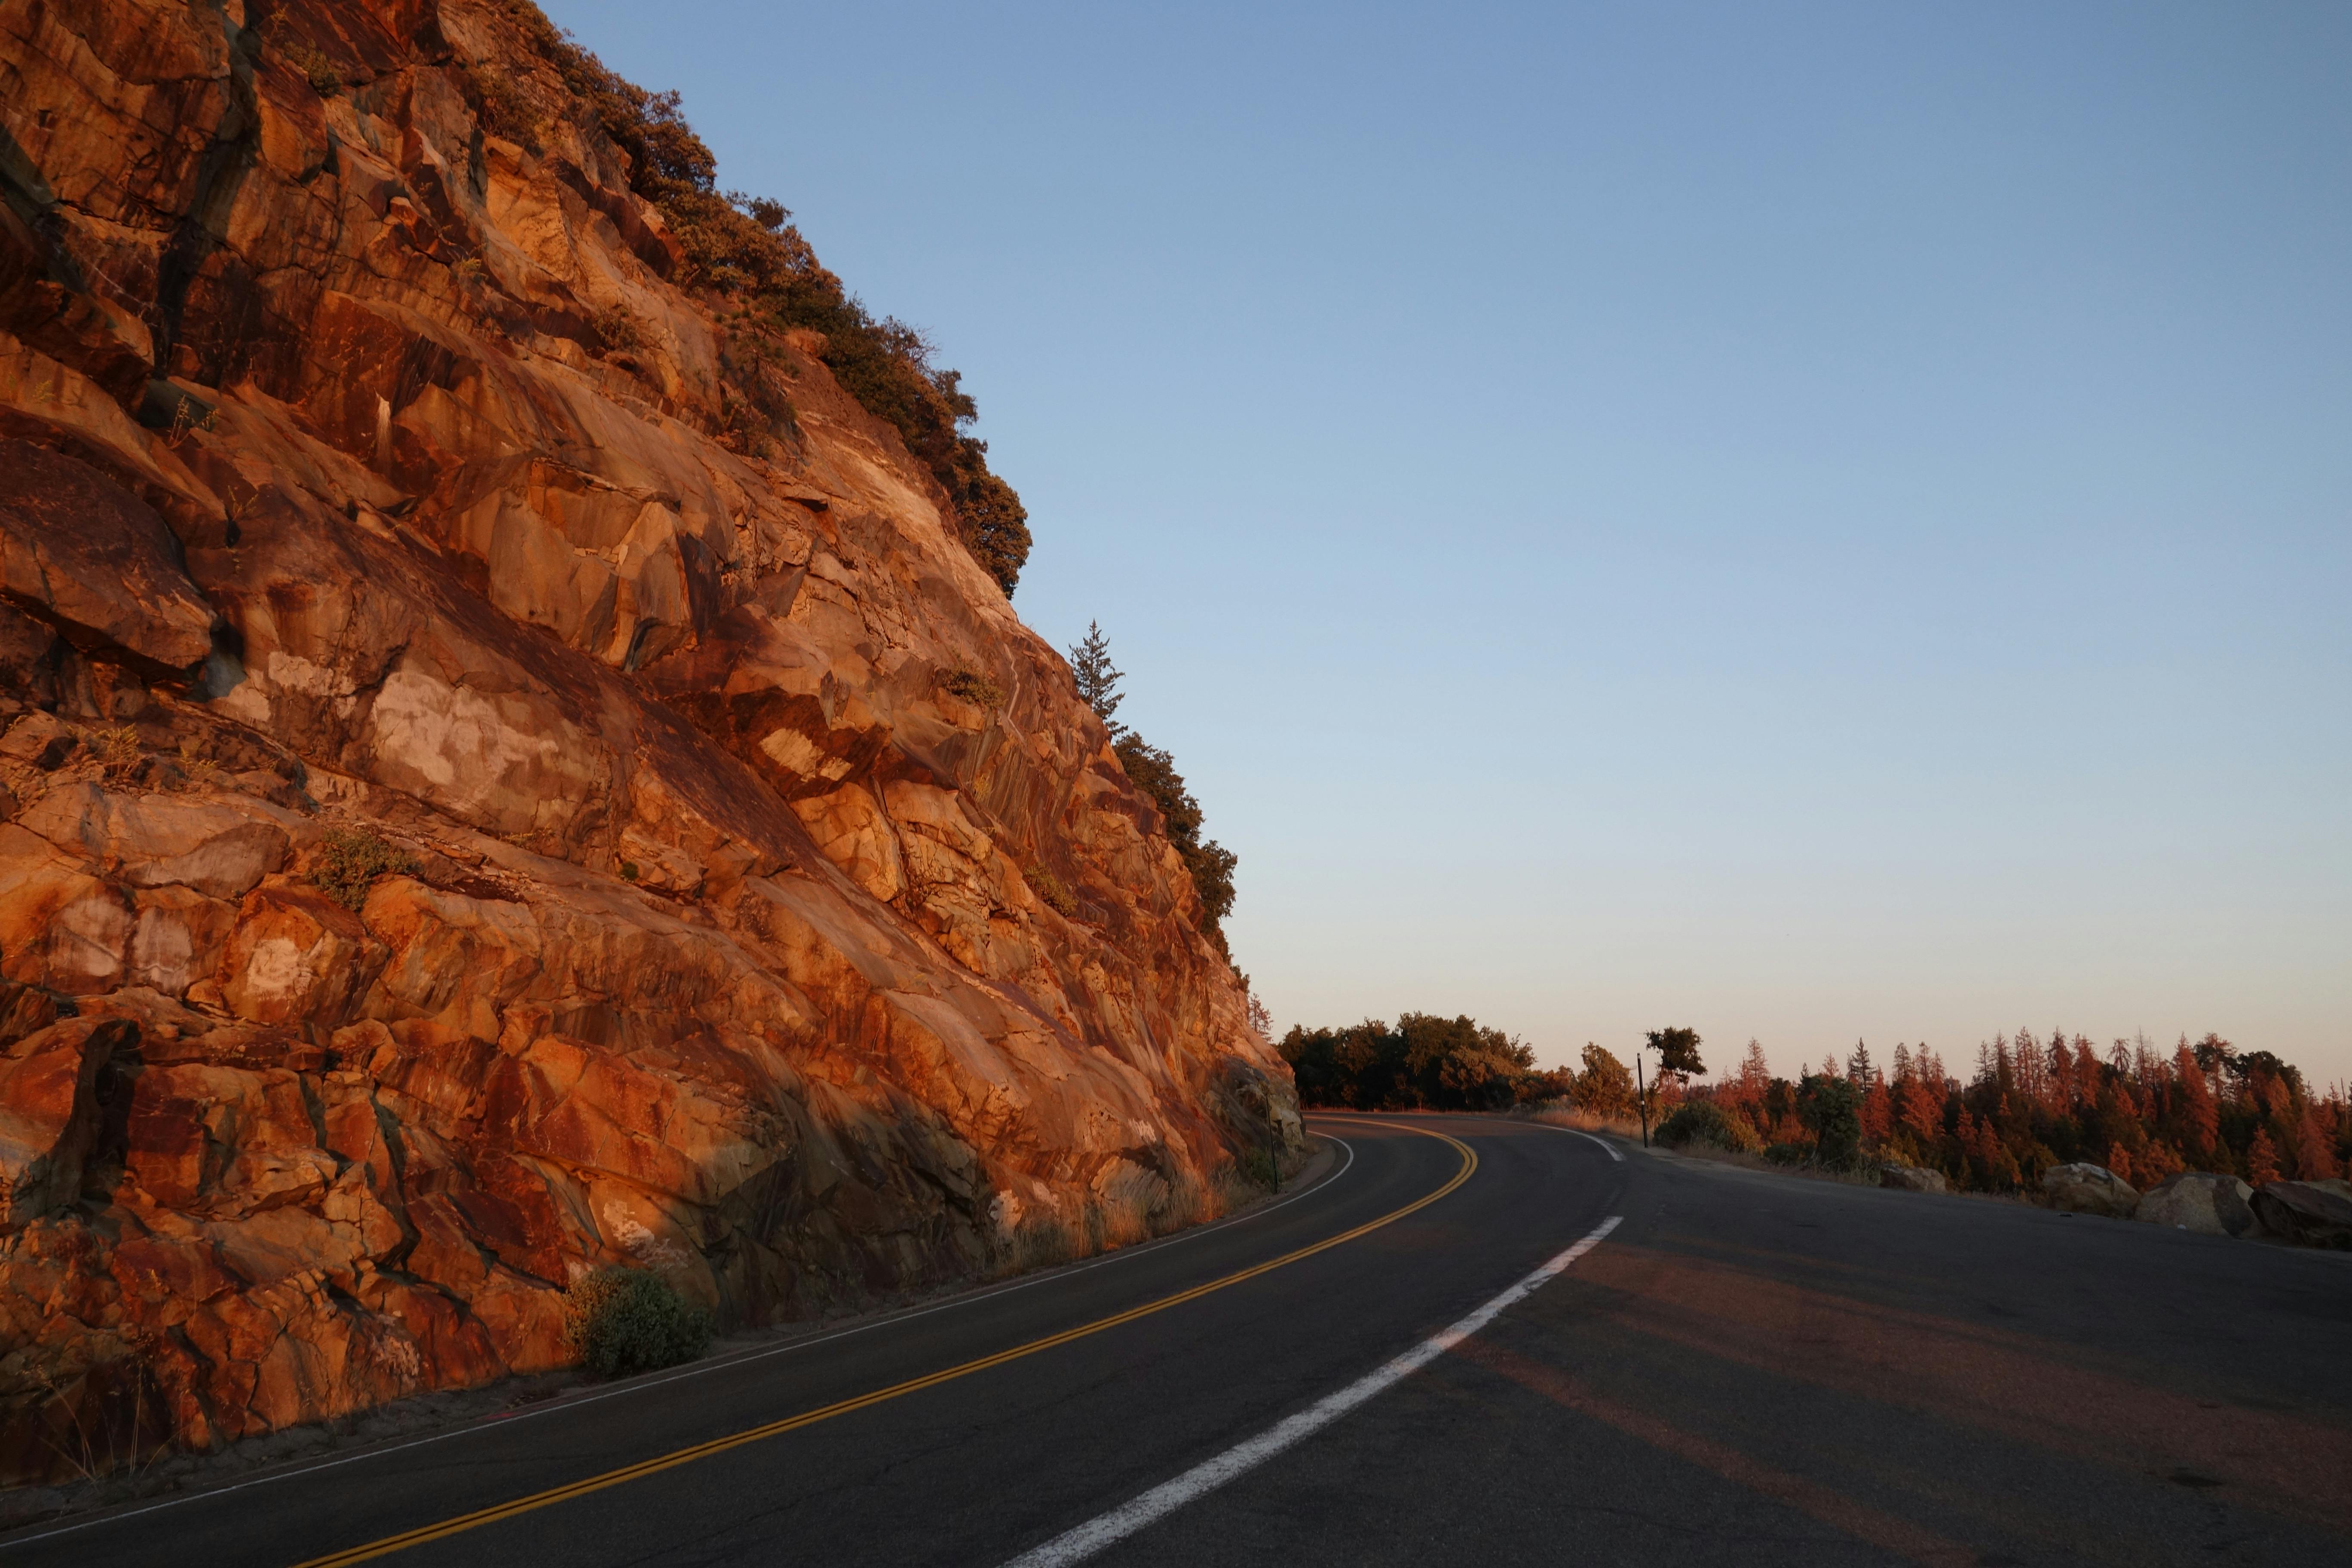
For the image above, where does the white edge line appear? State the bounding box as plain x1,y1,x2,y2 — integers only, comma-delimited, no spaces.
1316,1110,1626,1164
1,1136,1360,1554
1521,1121,1626,1162
997,1213,1624,1568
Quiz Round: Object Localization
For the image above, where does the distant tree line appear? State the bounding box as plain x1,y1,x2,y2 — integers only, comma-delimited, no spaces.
1283,1015,1580,1111
1668,1030,2349,1190
1278,1012,2351,1195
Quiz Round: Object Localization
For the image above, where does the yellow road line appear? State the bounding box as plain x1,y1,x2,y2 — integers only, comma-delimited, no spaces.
291,1124,1476,1567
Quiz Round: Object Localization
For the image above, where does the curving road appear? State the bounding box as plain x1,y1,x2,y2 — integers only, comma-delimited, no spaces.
4,1115,2348,1567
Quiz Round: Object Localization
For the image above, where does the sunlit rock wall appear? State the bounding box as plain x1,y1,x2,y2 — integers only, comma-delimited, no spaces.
0,0,1298,1479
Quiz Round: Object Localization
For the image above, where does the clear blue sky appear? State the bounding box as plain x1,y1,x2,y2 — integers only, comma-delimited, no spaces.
547,1,2351,1084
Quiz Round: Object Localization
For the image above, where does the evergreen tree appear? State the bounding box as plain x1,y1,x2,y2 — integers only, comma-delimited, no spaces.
1068,620,1127,740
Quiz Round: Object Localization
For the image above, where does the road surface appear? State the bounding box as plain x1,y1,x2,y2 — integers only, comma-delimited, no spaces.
5,1113,2347,1566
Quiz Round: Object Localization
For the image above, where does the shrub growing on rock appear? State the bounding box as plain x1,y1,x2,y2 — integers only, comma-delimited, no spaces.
1656,1100,1762,1155
563,1268,711,1378
940,666,1003,707
310,828,415,911
1114,734,1237,950
1025,863,1078,918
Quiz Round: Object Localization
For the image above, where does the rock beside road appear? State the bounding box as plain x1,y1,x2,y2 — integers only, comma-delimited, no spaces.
2133,1173,2257,1237
0,0,1302,1485
1877,1164,1948,1193
2250,1182,2352,1250
2042,1163,2139,1218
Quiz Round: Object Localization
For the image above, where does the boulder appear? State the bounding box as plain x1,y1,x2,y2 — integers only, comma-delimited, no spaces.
2250,1182,2352,1250
1878,1163,1949,1193
2042,1162,2139,1218
2134,1172,2257,1237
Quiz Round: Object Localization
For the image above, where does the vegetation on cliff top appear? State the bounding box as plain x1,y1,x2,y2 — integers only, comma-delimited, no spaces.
483,0,1031,594
1068,622,1239,955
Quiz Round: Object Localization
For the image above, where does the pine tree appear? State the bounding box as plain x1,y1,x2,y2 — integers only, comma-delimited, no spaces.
2247,1126,2282,1186
1067,620,1127,739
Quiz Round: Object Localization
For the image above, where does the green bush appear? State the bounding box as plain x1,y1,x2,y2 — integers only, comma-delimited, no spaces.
280,38,342,96
311,828,415,911
1238,1147,1278,1190
562,1267,710,1378
940,667,1003,707
1026,863,1078,917
1656,1100,1763,1154
462,64,542,143
589,303,645,356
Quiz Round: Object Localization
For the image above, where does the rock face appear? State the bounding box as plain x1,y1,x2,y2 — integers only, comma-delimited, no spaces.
2041,1163,2138,1218
0,0,1299,1480
2250,1182,2352,1250
1876,1164,1948,1194
2133,1173,2257,1238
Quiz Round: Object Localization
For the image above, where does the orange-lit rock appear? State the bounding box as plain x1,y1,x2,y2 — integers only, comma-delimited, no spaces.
0,0,1297,1482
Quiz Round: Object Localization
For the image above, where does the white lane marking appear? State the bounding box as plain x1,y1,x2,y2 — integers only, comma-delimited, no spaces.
2,1139,1361,1552
1522,1121,1626,1161
999,1213,1624,1568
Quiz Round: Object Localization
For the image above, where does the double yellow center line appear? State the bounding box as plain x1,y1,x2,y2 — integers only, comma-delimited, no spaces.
294,1127,1476,1566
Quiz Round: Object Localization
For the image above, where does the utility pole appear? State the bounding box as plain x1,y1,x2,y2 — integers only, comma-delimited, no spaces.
1636,1047,1650,1148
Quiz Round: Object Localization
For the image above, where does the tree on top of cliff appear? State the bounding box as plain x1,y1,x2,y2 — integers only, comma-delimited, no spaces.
1113,734,1237,954
1067,620,1236,957
1069,621,1127,740
485,0,1032,594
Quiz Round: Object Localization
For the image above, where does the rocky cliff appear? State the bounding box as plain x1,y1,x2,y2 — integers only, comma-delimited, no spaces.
0,0,1299,1482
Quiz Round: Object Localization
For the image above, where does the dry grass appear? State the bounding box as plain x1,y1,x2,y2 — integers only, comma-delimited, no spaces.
80,726,139,767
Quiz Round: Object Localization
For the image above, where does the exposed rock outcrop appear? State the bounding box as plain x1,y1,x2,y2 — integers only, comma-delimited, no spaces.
0,0,1298,1480
2041,1163,2137,1218
2133,1172,2257,1238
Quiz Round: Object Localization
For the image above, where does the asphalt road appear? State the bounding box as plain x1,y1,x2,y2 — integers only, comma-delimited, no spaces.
6,1115,2348,1567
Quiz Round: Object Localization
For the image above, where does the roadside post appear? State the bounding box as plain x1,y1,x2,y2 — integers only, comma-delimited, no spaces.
1636,1047,1650,1148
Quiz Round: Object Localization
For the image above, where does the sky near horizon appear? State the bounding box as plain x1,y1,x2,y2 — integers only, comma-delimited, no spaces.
545,0,2351,1085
